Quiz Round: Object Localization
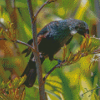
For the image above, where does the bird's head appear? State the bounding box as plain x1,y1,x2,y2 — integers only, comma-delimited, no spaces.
70,20,89,38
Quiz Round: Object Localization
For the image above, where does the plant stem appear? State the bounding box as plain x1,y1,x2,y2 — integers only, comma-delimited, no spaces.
5,0,20,52
5,0,17,29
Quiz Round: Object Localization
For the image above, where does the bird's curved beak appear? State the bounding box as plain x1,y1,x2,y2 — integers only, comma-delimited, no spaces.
84,33,90,38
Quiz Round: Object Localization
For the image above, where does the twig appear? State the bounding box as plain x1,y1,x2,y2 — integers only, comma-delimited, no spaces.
0,38,36,53
33,0,57,23
27,0,46,100
43,60,65,82
43,60,67,82
32,1,48,23
35,1,48,17
81,87,100,97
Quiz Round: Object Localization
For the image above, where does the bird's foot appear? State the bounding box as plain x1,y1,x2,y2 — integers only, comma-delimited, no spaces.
57,59,62,65
53,59,62,68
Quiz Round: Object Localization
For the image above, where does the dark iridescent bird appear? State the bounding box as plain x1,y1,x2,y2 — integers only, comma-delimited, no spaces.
21,18,89,87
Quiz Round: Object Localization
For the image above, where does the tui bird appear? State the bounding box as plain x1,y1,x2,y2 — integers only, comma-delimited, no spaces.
21,18,89,87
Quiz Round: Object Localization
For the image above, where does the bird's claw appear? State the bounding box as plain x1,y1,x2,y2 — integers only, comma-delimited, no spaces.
54,59,62,68
57,59,62,65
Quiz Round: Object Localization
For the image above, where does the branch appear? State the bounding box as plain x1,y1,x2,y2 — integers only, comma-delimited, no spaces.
27,0,46,100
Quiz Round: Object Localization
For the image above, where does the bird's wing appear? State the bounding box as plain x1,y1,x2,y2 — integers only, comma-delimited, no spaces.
22,20,59,57
22,39,33,57
22,25,49,57
22,48,31,57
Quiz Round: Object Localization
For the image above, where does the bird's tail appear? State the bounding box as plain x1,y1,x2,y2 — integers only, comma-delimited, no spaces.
21,53,45,87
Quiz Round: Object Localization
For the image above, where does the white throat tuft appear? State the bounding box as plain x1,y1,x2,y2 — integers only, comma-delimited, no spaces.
70,30,77,35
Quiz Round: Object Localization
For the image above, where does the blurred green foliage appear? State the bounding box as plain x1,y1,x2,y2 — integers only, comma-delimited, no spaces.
0,0,100,100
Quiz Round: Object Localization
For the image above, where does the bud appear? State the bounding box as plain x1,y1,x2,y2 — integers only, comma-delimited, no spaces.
80,38,87,50
67,52,73,62
87,38,92,47
73,52,81,61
